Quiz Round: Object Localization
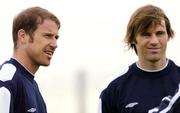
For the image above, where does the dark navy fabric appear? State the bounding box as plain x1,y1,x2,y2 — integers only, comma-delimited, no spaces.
100,60,180,113
0,58,47,113
149,84,180,113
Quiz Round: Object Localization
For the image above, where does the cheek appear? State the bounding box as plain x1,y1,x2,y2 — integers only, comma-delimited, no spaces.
160,39,168,47
135,42,145,50
135,44,148,55
162,42,167,51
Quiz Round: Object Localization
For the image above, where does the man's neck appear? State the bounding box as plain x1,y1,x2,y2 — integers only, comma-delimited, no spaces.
12,52,39,75
137,58,168,71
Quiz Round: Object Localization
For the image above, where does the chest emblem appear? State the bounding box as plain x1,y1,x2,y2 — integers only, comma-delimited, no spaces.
27,108,36,112
125,102,138,108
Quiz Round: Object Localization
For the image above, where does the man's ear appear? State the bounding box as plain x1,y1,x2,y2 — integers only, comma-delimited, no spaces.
17,29,27,44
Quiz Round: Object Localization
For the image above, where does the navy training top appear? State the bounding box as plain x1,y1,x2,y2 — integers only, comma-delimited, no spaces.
100,59,180,113
0,58,47,113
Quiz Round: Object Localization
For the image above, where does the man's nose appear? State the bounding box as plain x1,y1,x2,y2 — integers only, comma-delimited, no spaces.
150,35,159,44
49,38,58,49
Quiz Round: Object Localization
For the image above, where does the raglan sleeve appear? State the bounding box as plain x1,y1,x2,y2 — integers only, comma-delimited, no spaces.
99,84,119,113
99,89,111,113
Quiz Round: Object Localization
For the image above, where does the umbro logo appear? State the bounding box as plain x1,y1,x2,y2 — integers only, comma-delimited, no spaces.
125,102,138,108
27,108,36,112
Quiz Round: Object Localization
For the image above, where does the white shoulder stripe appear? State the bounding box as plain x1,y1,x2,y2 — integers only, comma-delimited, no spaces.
160,84,180,113
0,87,10,113
97,99,102,113
0,63,16,81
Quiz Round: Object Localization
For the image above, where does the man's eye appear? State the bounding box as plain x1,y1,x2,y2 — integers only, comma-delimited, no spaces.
141,32,151,37
55,35,59,40
44,34,52,38
156,31,165,36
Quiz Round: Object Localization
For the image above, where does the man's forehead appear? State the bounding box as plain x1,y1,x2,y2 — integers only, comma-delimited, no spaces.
146,20,166,32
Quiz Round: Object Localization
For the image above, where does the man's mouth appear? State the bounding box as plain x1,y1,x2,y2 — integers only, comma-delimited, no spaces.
45,50,54,57
148,48,160,53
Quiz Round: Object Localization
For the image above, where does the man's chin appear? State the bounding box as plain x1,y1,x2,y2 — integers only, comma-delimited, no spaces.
41,62,51,66
149,58,161,63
